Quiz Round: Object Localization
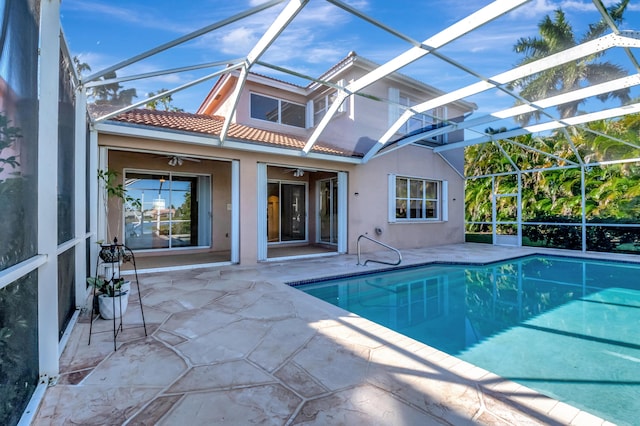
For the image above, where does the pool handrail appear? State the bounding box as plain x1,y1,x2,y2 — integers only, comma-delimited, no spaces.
357,234,402,266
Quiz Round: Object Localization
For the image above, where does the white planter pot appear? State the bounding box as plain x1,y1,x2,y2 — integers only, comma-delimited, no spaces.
120,280,131,294
98,291,130,320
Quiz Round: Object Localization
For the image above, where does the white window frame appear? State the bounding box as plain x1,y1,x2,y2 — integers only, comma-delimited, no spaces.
390,88,447,143
313,95,330,127
250,92,306,128
388,174,448,223
312,84,346,127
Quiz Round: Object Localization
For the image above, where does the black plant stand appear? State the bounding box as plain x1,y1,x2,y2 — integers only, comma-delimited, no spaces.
88,238,147,350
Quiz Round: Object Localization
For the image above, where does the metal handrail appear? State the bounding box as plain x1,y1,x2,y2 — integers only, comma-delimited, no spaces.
357,234,402,266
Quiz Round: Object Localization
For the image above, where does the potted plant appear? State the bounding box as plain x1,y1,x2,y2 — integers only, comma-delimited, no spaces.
87,276,130,319
90,169,139,320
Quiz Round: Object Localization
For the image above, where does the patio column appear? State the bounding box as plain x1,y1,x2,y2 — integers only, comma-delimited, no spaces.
337,171,347,254
231,160,240,263
231,159,260,264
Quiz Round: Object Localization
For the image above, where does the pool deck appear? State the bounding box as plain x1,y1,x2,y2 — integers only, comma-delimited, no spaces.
32,243,629,425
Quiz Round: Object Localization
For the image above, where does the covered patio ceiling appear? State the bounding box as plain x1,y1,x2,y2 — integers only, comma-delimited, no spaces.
73,0,640,173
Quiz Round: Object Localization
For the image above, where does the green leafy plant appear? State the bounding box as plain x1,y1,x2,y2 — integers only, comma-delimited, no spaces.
0,113,21,175
145,88,184,112
97,168,141,242
87,276,125,297
98,169,141,209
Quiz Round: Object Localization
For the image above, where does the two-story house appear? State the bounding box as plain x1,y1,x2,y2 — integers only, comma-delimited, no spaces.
95,52,475,269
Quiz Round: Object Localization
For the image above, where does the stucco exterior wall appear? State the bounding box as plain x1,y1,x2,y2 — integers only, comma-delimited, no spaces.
99,131,464,265
100,133,352,264
348,144,465,252
107,150,233,252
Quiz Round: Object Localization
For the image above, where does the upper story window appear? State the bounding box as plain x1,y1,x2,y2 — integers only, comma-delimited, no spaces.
313,90,346,126
250,93,306,128
388,174,448,223
389,88,447,143
399,95,446,137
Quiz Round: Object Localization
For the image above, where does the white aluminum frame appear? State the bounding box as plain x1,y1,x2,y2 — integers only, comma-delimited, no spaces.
37,0,61,383
75,0,640,173
466,157,640,251
220,0,309,144
22,1,640,423
304,0,528,155
372,32,640,162
231,160,240,263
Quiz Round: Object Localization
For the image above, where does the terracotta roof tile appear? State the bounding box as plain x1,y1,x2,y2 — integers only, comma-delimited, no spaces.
109,109,357,157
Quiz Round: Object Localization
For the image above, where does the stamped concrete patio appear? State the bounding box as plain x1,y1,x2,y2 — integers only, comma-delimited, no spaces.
33,243,618,425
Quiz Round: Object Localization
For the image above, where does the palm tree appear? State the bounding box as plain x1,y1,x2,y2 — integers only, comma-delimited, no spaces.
146,88,184,112
73,56,91,76
510,1,631,125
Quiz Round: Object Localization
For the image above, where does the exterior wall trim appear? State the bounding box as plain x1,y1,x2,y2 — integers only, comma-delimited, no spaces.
95,122,363,165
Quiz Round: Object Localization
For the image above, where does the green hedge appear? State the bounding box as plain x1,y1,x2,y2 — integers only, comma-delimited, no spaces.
465,233,492,244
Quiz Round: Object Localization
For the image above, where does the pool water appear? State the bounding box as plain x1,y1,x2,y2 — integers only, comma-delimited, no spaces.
294,255,640,425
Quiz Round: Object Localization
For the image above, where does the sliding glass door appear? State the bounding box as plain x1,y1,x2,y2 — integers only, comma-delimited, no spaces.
267,181,307,243
124,172,211,250
319,177,338,245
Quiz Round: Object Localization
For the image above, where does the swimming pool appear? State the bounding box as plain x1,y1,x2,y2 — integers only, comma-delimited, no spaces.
292,255,640,425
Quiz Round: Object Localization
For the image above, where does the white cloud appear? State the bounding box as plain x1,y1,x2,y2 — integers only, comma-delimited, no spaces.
558,1,598,12
628,3,640,11
195,1,358,70
344,0,370,9
509,0,556,19
306,46,346,65
507,0,613,18
219,27,260,55
62,0,192,34
511,0,636,17
291,2,353,27
248,0,272,6
258,28,346,66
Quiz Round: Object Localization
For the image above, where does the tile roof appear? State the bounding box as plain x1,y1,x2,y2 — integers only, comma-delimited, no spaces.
108,109,357,157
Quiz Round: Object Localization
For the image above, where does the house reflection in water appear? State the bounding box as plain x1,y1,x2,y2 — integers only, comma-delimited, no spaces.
297,256,628,355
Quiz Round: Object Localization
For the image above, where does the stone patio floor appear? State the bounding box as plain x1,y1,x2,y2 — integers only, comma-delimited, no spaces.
32,243,625,425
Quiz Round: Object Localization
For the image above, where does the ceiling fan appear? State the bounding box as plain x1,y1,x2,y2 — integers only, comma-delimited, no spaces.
165,155,201,167
283,167,317,177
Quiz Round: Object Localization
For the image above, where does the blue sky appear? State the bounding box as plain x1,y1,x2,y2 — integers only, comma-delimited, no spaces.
60,0,640,120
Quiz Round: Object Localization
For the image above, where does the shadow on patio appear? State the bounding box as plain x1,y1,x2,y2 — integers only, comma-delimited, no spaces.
33,245,607,425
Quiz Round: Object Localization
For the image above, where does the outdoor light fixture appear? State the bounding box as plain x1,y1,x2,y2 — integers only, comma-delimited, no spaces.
293,168,304,177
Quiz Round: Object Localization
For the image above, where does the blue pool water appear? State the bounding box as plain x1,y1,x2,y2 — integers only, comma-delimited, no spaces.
293,255,640,425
